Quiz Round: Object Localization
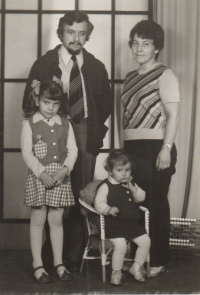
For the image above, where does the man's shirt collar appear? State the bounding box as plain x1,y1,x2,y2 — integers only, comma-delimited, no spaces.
60,45,83,67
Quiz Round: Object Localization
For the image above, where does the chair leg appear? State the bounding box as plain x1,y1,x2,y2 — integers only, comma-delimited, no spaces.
80,258,85,273
101,240,107,282
80,238,91,272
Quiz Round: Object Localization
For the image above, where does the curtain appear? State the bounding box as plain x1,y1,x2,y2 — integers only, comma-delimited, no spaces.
154,0,200,219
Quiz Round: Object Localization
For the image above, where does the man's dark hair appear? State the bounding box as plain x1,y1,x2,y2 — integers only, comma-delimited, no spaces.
57,11,94,42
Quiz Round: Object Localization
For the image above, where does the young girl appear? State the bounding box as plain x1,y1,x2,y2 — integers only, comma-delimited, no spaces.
21,80,78,283
94,150,151,285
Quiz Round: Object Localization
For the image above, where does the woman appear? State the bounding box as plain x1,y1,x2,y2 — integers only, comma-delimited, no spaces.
121,20,179,276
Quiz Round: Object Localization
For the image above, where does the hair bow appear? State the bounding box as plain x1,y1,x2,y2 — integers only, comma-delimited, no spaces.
31,80,41,95
53,76,63,87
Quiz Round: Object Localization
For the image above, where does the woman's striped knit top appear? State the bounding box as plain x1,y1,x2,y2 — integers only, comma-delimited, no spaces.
121,63,167,131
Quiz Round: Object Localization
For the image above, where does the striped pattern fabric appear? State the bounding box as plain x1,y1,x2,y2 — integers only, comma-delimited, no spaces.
24,163,75,208
121,64,167,130
69,55,84,124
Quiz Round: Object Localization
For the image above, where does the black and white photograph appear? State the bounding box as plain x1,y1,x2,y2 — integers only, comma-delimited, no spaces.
0,0,200,294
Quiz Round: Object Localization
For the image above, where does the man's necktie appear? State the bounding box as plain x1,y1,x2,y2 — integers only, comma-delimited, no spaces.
69,55,84,124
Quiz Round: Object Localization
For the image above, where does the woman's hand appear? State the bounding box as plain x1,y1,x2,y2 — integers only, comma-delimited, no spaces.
107,207,119,217
40,171,57,188
156,146,171,171
53,166,69,186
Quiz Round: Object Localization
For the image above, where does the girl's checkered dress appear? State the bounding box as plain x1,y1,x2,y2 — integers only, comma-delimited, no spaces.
23,116,75,208
24,162,75,207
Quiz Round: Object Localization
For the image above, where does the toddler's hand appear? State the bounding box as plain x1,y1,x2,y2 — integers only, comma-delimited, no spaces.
127,180,138,194
53,167,69,186
40,171,57,188
107,207,119,217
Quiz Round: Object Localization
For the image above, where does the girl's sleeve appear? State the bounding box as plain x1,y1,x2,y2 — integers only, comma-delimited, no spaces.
63,121,78,173
21,120,46,178
94,183,111,215
132,183,146,203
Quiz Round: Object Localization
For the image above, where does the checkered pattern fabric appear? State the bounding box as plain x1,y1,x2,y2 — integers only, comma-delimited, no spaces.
24,163,75,208
34,140,47,159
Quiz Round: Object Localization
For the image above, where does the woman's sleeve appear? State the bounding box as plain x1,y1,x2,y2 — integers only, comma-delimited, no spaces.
21,120,46,178
94,183,111,215
159,69,180,104
63,121,78,173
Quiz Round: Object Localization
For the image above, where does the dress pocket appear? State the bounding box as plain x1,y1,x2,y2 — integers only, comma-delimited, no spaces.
34,140,47,158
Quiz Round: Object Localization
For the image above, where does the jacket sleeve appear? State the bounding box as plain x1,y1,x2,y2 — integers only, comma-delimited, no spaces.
22,60,40,111
99,65,113,124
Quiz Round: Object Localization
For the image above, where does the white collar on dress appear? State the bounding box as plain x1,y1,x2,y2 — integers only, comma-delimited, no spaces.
33,112,62,125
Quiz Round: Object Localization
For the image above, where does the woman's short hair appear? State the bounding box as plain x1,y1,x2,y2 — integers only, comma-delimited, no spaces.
57,11,94,42
104,149,135,172
129,20,164,58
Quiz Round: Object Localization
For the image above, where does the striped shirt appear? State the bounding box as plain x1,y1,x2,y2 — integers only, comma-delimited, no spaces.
121,63,180,140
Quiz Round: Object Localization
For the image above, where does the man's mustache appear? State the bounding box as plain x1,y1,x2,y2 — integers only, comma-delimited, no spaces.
69,42,81,46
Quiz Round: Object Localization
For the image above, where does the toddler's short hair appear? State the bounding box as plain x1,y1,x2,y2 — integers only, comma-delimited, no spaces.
104,149,135,172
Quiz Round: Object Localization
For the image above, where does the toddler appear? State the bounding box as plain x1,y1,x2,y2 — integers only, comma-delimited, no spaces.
95,150,150,285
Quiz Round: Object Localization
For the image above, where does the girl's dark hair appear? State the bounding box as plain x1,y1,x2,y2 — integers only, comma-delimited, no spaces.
129,20,164,59
105,149,135,172
23,81,68,118
57,11,94,42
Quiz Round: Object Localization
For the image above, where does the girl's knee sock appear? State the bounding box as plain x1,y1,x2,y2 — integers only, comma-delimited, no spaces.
48,207,65,273
30,206,47,274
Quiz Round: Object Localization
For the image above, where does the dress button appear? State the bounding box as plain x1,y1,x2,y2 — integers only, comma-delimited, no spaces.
53,142,56,145
129,198,132,201
127,191,130,194
51,129,54,132
54,156,57,159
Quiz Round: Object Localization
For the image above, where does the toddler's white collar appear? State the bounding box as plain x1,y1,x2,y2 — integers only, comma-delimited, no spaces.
108,175,120,185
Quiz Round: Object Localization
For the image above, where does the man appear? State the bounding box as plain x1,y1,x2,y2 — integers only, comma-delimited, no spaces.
22,11,113,271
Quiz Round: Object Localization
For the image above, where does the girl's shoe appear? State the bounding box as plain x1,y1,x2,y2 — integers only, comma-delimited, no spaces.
129,262,145,282
55,264,72,281
111,270,124,285
150,266,165,277
34,266,51,283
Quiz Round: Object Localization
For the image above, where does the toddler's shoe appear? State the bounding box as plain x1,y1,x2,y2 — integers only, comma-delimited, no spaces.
150,266,164,277
110,270,124,285
129,262,145,282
